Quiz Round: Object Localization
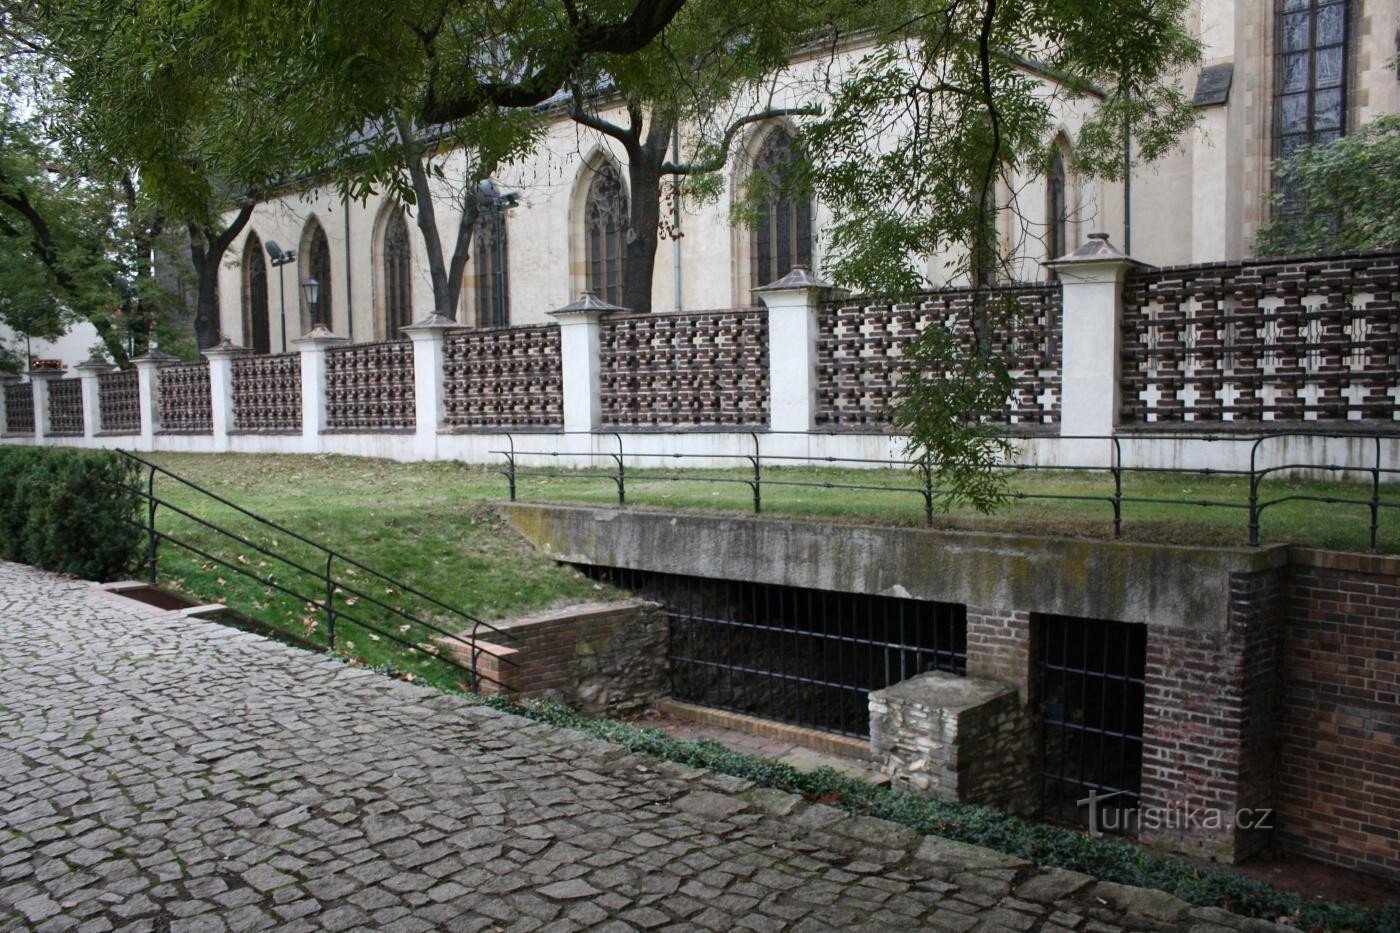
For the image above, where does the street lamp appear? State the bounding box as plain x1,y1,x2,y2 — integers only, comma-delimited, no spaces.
265,240,297,352
476,179,520,328
301,278,320,329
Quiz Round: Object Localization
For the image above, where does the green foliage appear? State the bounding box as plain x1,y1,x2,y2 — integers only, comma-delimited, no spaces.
0,447,143,581
802,0,1201,506
472,694,1399,933
1254,116,1400,256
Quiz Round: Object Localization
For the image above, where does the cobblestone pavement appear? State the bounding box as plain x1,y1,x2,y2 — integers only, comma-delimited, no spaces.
0,561,1284,932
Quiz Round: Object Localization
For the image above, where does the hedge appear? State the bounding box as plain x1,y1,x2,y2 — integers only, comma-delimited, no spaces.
0,446,144,581
453,692,1399,933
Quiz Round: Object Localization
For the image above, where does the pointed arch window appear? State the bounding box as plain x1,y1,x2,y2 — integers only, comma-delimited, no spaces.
475,207,510,328
300,220,333,330
1047,146,1069,274
1274,0,1348,208
381,209,413,337
584,163,627,307
241,233,271,354
752,127,813,288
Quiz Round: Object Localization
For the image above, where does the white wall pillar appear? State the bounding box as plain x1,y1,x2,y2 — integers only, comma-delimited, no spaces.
292,325,350,453
75,355,117,443
131,352,174,452
28,369,61,442
547,294,626,433
754,267,842,434
203,340,250,453
402,314,458,459
1047,233,1146,458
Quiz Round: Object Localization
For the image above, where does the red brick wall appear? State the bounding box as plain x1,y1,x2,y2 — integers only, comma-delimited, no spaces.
1139,569,1281,864
1277,550,1400,881
966,606,1035,702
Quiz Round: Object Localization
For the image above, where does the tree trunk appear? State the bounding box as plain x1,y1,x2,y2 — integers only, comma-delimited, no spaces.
621,130,669,313
187,203,255,351
193,257,222,349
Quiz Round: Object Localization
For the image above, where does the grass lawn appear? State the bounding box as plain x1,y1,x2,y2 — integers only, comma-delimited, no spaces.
145,452,1397,690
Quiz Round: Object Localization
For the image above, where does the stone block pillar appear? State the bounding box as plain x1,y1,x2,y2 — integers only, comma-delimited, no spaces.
131,350,176,452
293,325,350,452
754,266,842,434
202,340,250,453
75,354,118,443
869,671,1035,814
547,293,626,433
28,368,62,441
1047,234,1147,465
402,314,458,459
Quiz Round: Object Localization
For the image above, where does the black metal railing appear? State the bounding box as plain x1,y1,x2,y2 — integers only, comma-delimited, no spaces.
494,430,1399,549
115,450,517,693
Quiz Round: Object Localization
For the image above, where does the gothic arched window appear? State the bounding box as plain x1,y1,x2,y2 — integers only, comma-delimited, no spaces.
751,128,813,288
241,233,271,354
300,220,333,330
475,206,510,328
381,209,413,337
1047,146,1069,272
584,163,627,307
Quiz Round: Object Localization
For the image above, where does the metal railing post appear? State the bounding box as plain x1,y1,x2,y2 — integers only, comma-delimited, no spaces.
613,433,626,506
1248,437,1263,546
325,553,337,650
146,464,159,585
1371,434,1381,550
750,431,762,514
506,433,517,502
1111,436,1123,538
920,457,934,526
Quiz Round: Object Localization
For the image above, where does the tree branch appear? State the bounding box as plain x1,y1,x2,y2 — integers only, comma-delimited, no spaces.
662,105,822,175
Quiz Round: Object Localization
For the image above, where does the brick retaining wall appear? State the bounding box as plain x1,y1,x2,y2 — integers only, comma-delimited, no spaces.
1277,550,1400,881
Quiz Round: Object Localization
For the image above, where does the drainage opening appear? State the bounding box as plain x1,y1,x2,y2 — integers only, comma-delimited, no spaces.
580,565,967,738
1038,615,1147,834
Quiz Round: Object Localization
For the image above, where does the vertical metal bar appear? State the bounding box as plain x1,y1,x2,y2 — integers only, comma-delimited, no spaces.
921,457,934,526
1039,619,1049,814
898,600,907,682
1248,437,1262,546
506,433,517,502
1371,434,1381,550
615,433,626,506
324,552,336,650
1098,622,1110,796
1111,436,1123,538
752,431,762,514
1078,620,1091,795
146,465,158,586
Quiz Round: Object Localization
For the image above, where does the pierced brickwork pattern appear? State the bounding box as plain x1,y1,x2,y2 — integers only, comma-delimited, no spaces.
816,286,1062,429
232,353,302,432
4,382,34,434
326,340,415,431
444,325,563,429
1121,250,1400,424
98,370,140,434
158,363,212,433
599,309,770,427
47,378,84,436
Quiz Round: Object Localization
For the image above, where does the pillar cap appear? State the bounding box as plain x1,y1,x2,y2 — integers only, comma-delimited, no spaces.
751,265,850,300
400,313,461,336
131,348,180,367
201,339,253,360
292,324,351,347
1044,232,1150,271
548,293,629,318
27,365,66,379
75,351,119,373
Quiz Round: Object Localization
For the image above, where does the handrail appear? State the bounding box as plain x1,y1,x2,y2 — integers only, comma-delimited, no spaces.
492,429,1398,550
115,449,517,693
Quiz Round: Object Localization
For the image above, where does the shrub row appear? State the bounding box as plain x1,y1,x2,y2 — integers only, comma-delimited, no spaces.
0,446,144,581
462,692,1398,933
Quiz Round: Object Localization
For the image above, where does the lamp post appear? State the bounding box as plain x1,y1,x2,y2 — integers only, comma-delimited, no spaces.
476,180,520,328
301,278,320,330
265,241,297,352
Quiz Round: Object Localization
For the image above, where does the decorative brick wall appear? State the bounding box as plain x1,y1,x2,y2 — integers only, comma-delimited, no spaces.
1277,550,1400,881
3,382,34,435
231,353,302,432
325,340,415,432
98,370,140,434
456,601,666,715
443,325,564,429
599,309,770,427
1138,569,1282,864
47,378,84,436
816,285,1062,429
1121,249,1400,425
157,363,212,434
965,606,1035,702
